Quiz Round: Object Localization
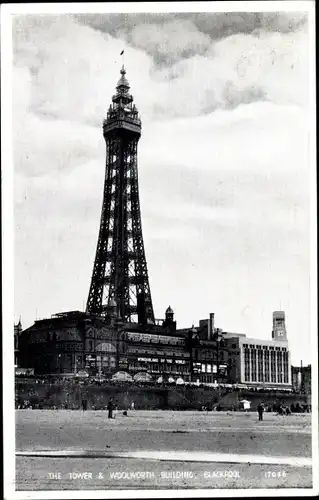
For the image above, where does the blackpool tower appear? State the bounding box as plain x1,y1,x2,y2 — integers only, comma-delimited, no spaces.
86,66,155,325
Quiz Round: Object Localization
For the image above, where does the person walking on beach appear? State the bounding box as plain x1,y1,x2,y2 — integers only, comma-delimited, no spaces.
257,403,264,421
107,398,114,419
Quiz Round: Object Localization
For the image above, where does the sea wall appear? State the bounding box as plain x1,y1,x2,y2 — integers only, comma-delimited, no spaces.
15,381,309,410
16,382,165,410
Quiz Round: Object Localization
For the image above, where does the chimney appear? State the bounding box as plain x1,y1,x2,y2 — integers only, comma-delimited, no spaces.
208,313,215,340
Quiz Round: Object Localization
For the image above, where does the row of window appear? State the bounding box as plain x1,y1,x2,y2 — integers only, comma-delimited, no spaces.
128,333,184,346
242,343,287,352
129,362,188,373
200,374,215,383
128,347,188,356
244,349,289,383
199,363,217,374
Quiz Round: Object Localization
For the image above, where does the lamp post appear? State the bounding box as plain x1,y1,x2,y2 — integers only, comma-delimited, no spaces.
114,313,125,372
214,328,223,384
187,325,198,383
57,353,62,373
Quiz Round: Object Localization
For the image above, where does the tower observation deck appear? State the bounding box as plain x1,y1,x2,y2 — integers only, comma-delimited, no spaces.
86,66,155,325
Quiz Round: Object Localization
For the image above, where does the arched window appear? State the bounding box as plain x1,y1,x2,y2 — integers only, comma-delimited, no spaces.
96,342,116,352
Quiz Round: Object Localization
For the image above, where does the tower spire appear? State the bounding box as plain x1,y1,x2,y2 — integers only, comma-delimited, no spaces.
116,65,130,91
86,67,155,325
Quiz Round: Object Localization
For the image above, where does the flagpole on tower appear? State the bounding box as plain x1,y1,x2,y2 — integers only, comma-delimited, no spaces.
120,49,124,68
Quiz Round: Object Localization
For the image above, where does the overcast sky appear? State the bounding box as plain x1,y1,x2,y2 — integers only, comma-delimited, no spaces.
13,10,312,365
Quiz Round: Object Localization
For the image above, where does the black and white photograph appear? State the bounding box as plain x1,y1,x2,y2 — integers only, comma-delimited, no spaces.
2,1,317,498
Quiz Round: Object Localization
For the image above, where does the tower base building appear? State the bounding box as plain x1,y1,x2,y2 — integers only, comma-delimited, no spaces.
18,309,291,388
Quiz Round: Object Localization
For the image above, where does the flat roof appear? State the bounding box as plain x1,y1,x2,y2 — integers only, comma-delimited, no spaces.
238,336,288,347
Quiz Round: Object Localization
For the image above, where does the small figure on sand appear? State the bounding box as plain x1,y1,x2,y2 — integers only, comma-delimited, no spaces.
257,403,264,421
131,401,135,411
107,398,114,419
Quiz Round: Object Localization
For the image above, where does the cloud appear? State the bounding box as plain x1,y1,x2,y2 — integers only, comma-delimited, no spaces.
128,19,211,65
13,13,309,126
152,29,308,115
14,16,128,125
75,12,308,40
140,102,308,176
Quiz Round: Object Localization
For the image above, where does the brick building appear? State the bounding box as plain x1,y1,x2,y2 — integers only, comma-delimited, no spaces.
18,308,292,388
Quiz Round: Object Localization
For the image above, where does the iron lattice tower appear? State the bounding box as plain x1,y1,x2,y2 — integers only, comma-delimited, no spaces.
86,66,155,324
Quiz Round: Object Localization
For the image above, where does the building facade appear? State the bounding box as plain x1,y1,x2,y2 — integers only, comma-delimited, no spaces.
178,311,292,387
291,364,311,394
18,307,191,380
226,335,291,386
18,308,292,387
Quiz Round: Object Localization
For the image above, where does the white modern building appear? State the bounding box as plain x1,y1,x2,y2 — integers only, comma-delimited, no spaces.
224,311,291,387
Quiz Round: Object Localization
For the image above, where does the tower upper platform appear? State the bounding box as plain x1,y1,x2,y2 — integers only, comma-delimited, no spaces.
103,66,141,136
